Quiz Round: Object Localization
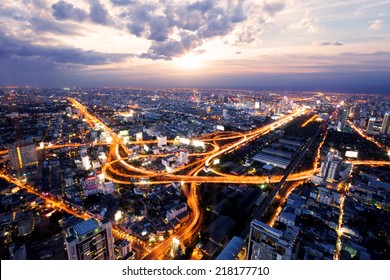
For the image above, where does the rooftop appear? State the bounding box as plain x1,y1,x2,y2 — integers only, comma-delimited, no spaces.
71,218,102,239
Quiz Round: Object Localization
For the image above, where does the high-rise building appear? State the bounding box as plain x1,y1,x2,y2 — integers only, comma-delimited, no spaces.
157,135,167,147
337,109,348,132
359,117,366,129
326,158,342,181
353,106,360,120
247,220,298,260
223,109,228,119
366,117,376,134
66,106,72,115
8,142,38,172
136,132,143,142
8,243,27,260
381,112,390,135
100,95,108,108
274,105,281,115
66,219,115,260
169,237,181,259
178,151,189,164
319,151,342,181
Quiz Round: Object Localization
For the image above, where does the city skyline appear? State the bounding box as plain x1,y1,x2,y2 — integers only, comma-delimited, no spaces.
1,0,390,93
0,88,389,260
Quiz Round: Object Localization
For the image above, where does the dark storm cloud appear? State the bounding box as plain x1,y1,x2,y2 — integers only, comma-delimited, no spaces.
52,1,88,21
0,31,131,65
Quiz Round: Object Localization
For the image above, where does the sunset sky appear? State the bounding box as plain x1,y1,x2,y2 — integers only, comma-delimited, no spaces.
0,0,389,92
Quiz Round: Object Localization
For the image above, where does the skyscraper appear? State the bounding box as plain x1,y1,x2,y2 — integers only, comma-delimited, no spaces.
319,151,342,181
169,237,181,259
100,95,108,109
65,218,115,260
326,158,342,181
366,117,376,134
8,142,38,172
381,112,390,135
337,108,348,132
247,219,298,260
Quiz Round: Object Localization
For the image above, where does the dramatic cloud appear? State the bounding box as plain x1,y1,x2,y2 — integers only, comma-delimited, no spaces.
52,1,88,22
52,0,111,25
140,33,202,60
1,0,390,92
29,17,84,36
0,31,130,65
89,0,110,25
121,0,285,60
369,19,382,30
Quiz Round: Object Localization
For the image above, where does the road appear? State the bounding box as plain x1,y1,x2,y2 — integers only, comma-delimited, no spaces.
3,98,388,260
240,116,328,239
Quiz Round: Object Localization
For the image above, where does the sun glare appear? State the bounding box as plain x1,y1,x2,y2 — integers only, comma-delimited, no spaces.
174,54,203,69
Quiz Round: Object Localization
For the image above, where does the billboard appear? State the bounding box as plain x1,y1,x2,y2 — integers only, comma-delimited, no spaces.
345,151,358,158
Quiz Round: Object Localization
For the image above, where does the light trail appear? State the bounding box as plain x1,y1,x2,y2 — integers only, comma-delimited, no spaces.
301,114,318,127
348,120,388,151
334,195,345,260
27,99,389,260
0,172,149,255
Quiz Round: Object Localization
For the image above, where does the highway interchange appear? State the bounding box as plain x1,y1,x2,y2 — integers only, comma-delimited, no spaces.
1,97,389,259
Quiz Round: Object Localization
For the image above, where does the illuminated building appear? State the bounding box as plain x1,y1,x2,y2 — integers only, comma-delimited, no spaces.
327,158,342,181
65,218,115,260
66,106,72,115
136,132,143,142
253,153,291,169
80,146,91,170
216,236,245,260
7,142,38,173
157,135,167,147
169,237,181,259
337,108,348,132
166,203,188,221
381,112,390,135
247,219,298,260
223,109,228,118
274,105,281,115
320,151,342,181
81,155,91,170
100,95,108,108
114,239,132,259
366,117,376,135
178,151,189,164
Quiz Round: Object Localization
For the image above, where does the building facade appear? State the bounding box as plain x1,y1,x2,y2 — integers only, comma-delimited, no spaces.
8,142,38,172
66,219,115,260
247,219,298,260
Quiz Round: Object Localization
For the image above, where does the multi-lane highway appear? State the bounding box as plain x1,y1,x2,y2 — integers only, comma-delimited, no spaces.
2,97,389,260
